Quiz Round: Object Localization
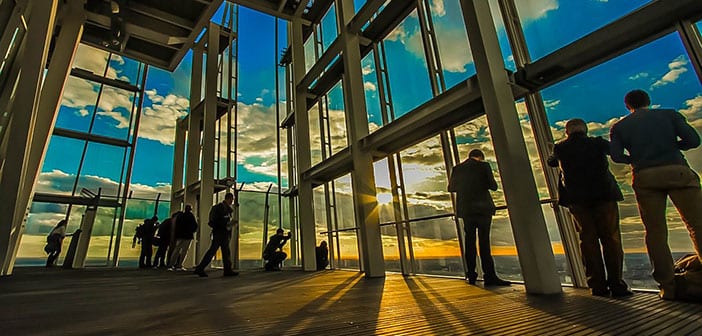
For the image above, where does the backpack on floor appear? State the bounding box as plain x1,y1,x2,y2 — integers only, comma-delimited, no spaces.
673,254,702,301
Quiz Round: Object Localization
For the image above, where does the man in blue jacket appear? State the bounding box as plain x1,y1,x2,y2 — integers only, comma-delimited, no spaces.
610,89,702,300
194,192,238,277
448,149,509,286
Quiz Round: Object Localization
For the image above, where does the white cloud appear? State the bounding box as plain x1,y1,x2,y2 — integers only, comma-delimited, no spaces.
543,99,560,109
256,97,264,102
628,72,648,80
513,0,559,23
431,0,446,17
364,81,377,91
138,90,190,145
35,169,171,198
362,64,374,76
652,55,688,88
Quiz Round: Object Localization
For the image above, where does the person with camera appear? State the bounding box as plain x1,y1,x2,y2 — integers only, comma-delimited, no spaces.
263,228,291,271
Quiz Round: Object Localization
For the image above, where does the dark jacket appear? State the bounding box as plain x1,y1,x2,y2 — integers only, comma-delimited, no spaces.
156,219,172,246
209,202,233,234
263,234,290,258
448,158,498,217
610,108,700,171
174,211,198,240
548,133,623,206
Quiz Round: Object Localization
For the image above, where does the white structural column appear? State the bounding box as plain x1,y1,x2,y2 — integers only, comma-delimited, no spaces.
8,0,85,273
171,120,186,214
459,0,561,294
0,0,59,276
290,19,316,271
198,22,219,262
184,44,203,267
336,0,384,277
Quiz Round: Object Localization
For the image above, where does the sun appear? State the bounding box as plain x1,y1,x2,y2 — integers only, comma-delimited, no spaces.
376,192,393,205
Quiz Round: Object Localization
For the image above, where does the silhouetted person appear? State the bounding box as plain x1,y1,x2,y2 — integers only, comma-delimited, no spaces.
153,215,173,268
610,89,702,300
316,241,329,271
194,193,238,277
45,219,72,267
448,149,510,286
169,206,197,271
263,228,291,271
138,216,158,268
548,118,631,297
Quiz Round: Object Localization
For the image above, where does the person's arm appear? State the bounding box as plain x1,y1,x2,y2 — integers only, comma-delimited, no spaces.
486,164,498,191
673,111,701,150
447,167,458,192
609,125,630,164
547,145,559,167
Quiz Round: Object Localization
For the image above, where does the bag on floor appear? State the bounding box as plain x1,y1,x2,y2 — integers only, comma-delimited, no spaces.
673,254,702,301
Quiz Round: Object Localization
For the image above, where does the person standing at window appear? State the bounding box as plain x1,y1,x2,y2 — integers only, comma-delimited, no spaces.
45,219,71,267
448,149,510,286
548,118,632,297
610,89,702,300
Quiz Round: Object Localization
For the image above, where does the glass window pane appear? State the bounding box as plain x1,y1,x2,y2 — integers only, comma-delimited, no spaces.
491,209,523,282
374,158,395,224
399,136,452,220
516,0,650,61
105,54,142,86
308,103,323,165
362,51,383,130
239,191,266,269
327,82,347,155
73,44,109,75
383,10,433,119
320,4,338,53
313,185,329,234
380,224,402,272
541,32,702,290
429,0,477,88
38,136,84,195
337,230,360,270
93,86,136,140
335,174,356,229
77,143,127,198
409,217,462,276
85,207,118,266
56,76,100,133
304,36,317,73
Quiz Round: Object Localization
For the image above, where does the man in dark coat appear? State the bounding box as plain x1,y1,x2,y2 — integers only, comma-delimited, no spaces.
152,215,173,268
448,149,509,286
138,216,158,268
549,118,631,297
263,228,291,271
194,193,238,277
169,206,197,270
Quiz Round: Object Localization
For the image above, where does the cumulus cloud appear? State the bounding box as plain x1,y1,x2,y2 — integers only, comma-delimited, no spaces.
628,72,648,81
364,81,377,91
652,55,688,88
35,169,171,198
138,90,190,145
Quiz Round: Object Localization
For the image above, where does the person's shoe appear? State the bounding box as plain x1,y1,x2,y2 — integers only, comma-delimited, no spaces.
611,288,633,298
194,269,208,277
167,267,175,271
591,288,610,297
467,278,477,285
658,286,676,300
178,267,188,271
484,277,511,286
223,271,239,277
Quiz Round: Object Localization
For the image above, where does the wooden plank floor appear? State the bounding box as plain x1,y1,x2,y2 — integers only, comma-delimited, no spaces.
1,267,701,335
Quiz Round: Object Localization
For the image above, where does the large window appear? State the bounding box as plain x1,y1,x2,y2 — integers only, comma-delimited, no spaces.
383,10,433,119
516,0,650,61
541,32,702,289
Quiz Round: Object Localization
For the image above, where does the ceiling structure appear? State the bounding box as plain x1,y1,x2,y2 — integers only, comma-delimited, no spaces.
71,0,224,71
